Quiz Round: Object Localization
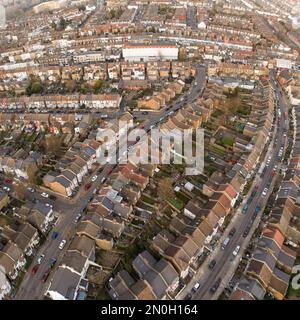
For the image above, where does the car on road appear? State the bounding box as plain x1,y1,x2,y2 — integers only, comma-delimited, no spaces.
49,195,57,200
208,259,216,269
37,254,45,264
254,205,261,217
91,175,97,182
210,278,221,294
31,264,39,275
232,245,241,257
41,269,51,282
261,167,267,177
192,282,200,293
59,239,67,250
41,192,49,198
243,225,251,238
100,177,106,183
142,111,148,115
262,188,268,197
27,187,35,193
222,237,230,249
75,214,81,223
229,227,236,237
52,231,59,240
45,203,53,208
242,204,248,214
49,258,57,268
4,178,12,184
84,183,92,190
3,186,10,192
185,293,192,300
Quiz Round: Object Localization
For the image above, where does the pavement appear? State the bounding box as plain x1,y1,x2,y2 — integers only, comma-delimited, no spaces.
176,71,289,300
15,65,207,300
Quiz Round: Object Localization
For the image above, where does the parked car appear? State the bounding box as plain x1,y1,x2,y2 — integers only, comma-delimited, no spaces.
4,178,12,184
74,214,81,223
31,265,39,275
49,258,57,268
59,239,67,250
229,227,236,237
185,293,192,300
37,254,45,264
210,278,221,294
262,188,268,197
27,187,35,193
52,231,59,240
222,237,230,249
232,245,241,256
242,204,248,214
192,282,200,293
208,259,216,269
254,205,261,217
49,195,57,200
41,192,49,198
243,226,251,238
41,269,51,282
91,175,97,182
84,183,92,190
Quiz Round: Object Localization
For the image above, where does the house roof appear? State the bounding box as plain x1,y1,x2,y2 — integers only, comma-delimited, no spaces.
61,250,88,274
68,235,94,258
236,276,266,300
130,280,156,300
47,266,81,300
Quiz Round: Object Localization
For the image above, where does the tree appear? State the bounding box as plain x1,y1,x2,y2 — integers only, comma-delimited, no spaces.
26,75,42,96
31,82,42,94
79,83,89,94
93,80,104,93
158,178,175,201
77,5,86,11
59,17,67,31
51,21,57,30
45,134,62,155
15,183,26,200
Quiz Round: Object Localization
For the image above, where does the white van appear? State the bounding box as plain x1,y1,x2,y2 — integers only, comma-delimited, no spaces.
192,282,200,292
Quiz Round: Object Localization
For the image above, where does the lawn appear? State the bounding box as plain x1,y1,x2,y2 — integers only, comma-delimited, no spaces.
175,191,190,204
220,136,234,146
287,283,300,299
0,214,12,227
141,194,156,205
169,198,184,211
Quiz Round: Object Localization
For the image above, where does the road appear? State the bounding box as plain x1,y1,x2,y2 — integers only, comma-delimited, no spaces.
182,71,289,300
15,65,206,300
187,6,197,30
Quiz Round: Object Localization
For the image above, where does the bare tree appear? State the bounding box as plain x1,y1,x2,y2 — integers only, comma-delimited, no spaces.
158,177,175,201
15,183,26,200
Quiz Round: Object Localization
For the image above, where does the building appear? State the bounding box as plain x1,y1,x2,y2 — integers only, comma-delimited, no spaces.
0,5,5,28
122,43,178,62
